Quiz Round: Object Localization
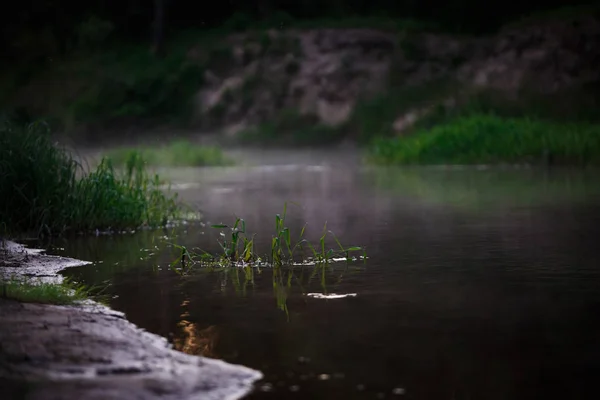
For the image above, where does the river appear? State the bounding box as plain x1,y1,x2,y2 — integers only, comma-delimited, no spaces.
43,149,600,399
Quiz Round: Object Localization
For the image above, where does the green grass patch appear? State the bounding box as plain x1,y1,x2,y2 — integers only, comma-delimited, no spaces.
0,119,180,236
103,140,233,167
368,113,600,165
338,82,600,146
0,278,91,305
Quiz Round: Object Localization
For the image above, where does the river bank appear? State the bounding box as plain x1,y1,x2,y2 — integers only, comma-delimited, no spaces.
0,240,262,400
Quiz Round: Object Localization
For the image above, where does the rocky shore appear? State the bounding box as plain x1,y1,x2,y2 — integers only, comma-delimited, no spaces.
0,241,262,400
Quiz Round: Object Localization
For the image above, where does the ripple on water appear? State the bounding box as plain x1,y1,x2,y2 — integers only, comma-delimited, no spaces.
305,293,358,299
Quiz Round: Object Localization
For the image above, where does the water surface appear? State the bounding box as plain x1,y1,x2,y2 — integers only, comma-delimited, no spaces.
49,152,600,399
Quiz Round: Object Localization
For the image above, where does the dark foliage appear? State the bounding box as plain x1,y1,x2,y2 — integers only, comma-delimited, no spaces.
2,0,597,63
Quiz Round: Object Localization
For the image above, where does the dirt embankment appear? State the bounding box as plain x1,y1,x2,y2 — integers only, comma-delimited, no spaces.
0,241,262,400
196,15,600,135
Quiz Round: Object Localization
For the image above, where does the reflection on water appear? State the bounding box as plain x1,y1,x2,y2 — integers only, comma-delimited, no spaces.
174,321,220,357
174,298,220,358
46,161,600,400
366,166,600,209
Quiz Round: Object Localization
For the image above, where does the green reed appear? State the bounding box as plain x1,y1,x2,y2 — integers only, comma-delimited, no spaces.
0,118,180,236
170,203,365,272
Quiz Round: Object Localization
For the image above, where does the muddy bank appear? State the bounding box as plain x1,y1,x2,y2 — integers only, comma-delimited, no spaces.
0,241,262,400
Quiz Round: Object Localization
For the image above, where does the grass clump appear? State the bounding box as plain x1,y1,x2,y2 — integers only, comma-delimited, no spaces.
71,156,179,231
169,203,365,318
104,140,233,167
367,113,600,165
171,203,365,271
0,278,90,305
0,119,180,236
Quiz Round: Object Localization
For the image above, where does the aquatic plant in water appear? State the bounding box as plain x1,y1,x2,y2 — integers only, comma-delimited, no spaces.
170,203,365,272
168,204,365,319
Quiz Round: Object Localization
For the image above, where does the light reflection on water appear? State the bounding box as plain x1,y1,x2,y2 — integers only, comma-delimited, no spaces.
46,161,600,400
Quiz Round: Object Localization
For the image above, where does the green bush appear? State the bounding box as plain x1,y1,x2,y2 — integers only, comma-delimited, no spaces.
0,119,180,236
368,113,600,165
71,48,204,124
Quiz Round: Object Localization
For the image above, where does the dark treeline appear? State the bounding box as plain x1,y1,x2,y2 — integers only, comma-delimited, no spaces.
1,0,597,62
